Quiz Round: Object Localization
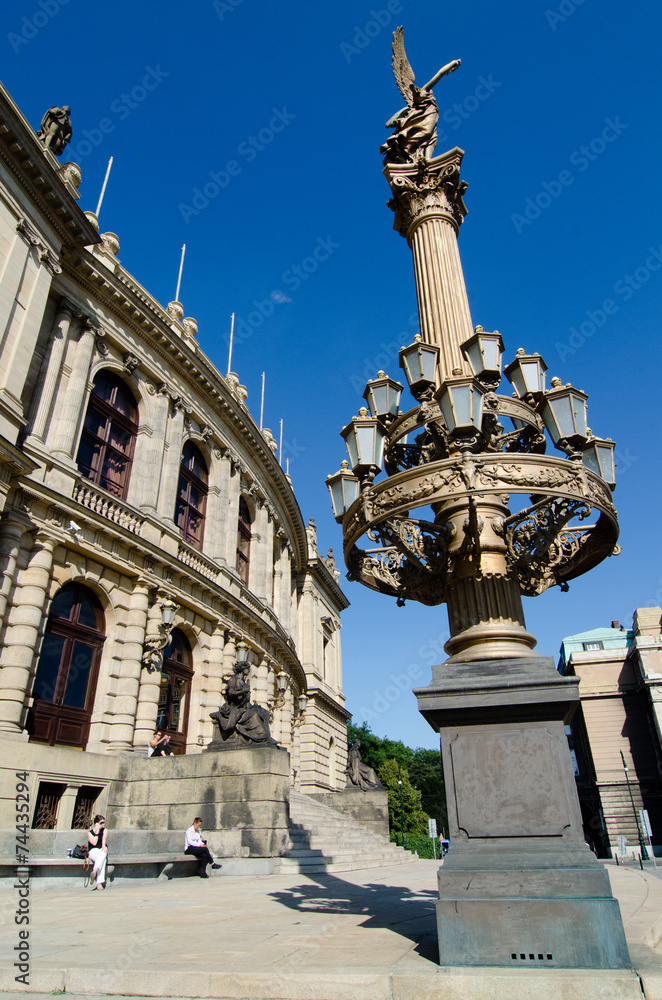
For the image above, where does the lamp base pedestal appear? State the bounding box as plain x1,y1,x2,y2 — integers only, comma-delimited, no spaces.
415,656,631,969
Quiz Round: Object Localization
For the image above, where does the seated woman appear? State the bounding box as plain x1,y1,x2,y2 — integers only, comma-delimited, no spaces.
87,814,108,890
148,730,173,756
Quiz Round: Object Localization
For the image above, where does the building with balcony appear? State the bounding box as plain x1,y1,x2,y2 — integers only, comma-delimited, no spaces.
0,82,349,834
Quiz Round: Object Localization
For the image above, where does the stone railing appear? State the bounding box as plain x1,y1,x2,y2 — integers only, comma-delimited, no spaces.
177,541,219,581
72,482,144,535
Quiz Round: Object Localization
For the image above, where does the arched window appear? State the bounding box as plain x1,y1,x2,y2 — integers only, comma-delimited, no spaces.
76,370,138,498
175,441,208,549
30,583,105,749
236,497,252,585
156,628,192,755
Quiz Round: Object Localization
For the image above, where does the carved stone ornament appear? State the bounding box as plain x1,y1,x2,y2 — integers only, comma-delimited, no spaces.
384,151,468,239
123,353,140,374
59,161,81,191
15,218,61,275
142,593,178,672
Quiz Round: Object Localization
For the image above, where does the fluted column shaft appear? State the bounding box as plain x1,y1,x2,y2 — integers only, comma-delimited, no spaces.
50,321,97,458
157,402,185,520
0,532,55,734
109,581,150,752
29,301,74,443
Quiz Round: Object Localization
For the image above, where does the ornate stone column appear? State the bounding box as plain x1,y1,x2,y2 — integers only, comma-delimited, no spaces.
203,623,227,737
27,299,75,443
384,149,473,381
108,580,150,753
0,517,27,634
135,386,171,511
50,319,98,459
0,532,55,736
157,396,187,519
205,448,230,563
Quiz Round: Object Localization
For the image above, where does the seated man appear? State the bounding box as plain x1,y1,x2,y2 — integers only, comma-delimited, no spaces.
184,817,222,879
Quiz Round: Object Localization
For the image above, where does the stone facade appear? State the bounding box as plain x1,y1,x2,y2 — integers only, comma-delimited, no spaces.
558,611,662,856
0,80,350,834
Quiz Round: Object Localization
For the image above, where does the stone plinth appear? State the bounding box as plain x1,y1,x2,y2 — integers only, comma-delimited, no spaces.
415,656,631,969
309,786,389,838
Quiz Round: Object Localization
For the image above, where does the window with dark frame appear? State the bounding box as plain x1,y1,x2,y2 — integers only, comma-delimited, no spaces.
236,496,252,585
155,628,193,754
76,370,138,499
175,441,208,550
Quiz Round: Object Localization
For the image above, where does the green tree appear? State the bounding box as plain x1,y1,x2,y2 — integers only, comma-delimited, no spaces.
347,722,447,835
378,758,430,835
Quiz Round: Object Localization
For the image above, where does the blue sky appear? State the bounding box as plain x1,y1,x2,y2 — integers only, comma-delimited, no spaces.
4,0,662,749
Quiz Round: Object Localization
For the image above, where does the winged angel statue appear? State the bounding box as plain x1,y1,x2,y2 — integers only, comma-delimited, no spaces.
381,27,460,165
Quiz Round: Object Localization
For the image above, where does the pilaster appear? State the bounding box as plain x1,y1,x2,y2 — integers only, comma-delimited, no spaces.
50,319,98,459
108,580,150,753
26,299,75,444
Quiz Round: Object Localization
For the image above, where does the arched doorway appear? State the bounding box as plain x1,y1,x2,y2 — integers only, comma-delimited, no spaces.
29,583,105,749
156,628,193,755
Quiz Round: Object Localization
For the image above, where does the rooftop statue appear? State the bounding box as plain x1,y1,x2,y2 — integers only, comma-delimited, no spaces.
37,105,72,156
381,27,460,166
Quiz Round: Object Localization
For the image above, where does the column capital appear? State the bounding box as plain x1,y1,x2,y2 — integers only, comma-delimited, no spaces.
384,148,468,241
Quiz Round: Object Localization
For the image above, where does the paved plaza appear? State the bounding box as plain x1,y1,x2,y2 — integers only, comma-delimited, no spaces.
0,858,660,1000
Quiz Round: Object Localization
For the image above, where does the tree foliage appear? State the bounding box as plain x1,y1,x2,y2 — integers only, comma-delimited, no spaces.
378,758,430,835
347,721,448,835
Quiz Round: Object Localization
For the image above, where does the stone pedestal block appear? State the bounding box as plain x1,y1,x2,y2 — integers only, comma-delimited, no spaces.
309,786,389,838
415,656,631,969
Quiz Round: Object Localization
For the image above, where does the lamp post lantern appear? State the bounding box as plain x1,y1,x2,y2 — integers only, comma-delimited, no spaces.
326,26,629,970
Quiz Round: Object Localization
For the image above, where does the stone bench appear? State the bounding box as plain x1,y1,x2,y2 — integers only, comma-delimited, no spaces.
0,853,200,881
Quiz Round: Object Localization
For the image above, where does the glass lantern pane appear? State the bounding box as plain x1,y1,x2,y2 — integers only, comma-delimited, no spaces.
521,361,542,394
551,395,575,437
329,479,345,516
452,385,473,427
482,339,499,371
420,348,437,383
345,432,358,468
344,476,360,507
465,341,482,375
582,447,600,477
356,425,376,465
571,395,587,436
371,384,388,415
596,443,615,483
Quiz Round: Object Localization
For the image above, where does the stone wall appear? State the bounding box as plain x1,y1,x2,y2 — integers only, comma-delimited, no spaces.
309,786,389,838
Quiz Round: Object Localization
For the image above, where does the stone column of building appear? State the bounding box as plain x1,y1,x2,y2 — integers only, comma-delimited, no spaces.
107,580,150,753
205,449,230,564
201,623,226,740
131,386,170,511
279,542,293,634
0,531,55,736
156,398,186,520
27,299,75,443
384,149,472,381
0,517,27,634
49,319,98,459
0,229,32,334
225,461,242,568
0,245,55,415
222,626,239,680
251,499,273,602
252,653,271,710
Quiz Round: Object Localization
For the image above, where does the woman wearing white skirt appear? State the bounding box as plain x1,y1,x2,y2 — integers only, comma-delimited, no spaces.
87,815,108,890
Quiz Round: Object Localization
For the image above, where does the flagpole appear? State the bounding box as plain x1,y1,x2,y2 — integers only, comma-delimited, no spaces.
279,419,283,464
95,156,114,218
260,372,265,430
227,312,235,376
175,244,186,302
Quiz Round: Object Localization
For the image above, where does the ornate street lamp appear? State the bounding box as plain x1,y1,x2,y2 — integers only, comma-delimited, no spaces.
340,408,386,483
399,335,440,399
504,348,548,400
363,371,403,420
461,326,504,389
325,25,628,972
326,461,360,522
582,435,616,487
540,378,589,453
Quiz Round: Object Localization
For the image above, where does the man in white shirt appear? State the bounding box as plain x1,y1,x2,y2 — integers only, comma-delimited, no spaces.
184,817,222,878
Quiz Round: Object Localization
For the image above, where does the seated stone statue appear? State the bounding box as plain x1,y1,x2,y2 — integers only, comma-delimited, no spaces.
206,661,279,751
345,739,381,790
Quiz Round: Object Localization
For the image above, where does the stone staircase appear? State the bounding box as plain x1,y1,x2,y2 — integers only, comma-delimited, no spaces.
274,790,415,874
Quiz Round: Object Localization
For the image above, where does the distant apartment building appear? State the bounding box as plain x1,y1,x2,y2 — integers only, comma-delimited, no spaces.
558,610,662,857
